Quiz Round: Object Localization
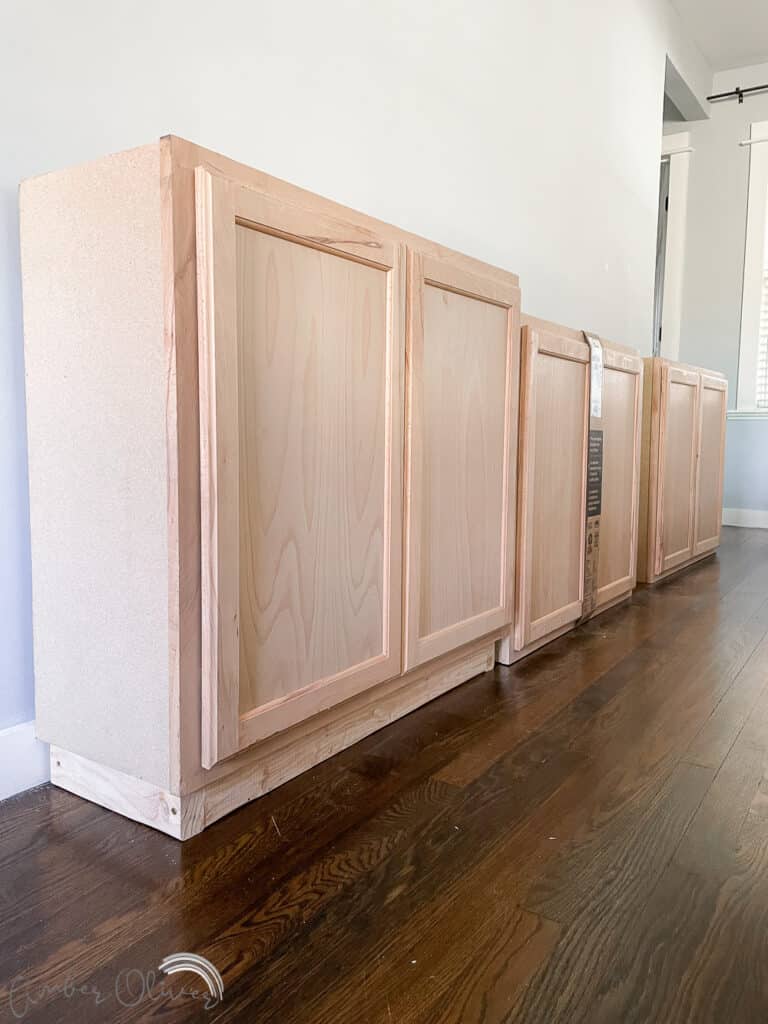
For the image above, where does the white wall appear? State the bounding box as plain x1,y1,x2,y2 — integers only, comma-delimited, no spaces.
0,2,709,751
677,61,768,513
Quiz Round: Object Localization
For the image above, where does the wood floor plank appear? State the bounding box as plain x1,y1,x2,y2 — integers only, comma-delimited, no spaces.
3,529,768,1023
507,763,715,1023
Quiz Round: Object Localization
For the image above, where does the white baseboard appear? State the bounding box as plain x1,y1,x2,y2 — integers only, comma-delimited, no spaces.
0,721,50,801
722,507,768,529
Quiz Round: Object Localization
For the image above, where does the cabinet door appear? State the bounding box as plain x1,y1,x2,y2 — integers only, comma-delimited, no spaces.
196,169,405,768
596,349,643,607
694,373,727,556
516,327,589,649
403,252,519,670
656,364,700,576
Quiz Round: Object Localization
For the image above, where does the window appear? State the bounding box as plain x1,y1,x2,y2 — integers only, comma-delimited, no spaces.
738,120,768,411
758,269,768,407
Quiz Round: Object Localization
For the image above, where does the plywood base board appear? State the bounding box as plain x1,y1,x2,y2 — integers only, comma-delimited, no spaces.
640,549,717,586
496,621,576,665
49,639,496,839
496,592,632,666
50,746,185,839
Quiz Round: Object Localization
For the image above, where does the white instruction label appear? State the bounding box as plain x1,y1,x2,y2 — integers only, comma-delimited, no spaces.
583,332,603,419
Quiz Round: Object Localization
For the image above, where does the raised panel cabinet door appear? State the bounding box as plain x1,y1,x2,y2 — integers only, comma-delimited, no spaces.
196,168,406,768
595,349,643,607
694,373,727,556
403,251,519,670
515,325,590,649
656,364,700,576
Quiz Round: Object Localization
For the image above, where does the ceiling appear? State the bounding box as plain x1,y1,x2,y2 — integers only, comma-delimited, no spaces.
671,0,768,72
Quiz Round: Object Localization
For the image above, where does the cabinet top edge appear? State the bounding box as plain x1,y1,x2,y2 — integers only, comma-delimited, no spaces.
521,312,640,358
20,134,520,290
643,355,727,380
19,140,163,193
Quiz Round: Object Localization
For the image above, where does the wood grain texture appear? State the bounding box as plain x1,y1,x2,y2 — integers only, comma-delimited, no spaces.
530,350,587,626
638,358,727,584
48,747,186,839
515,323,589,649
403,250,519,670
660,365,699,573
235,226,389,708
5,529,768,1023
162,136,520,793
694,374,728,556
596,356,642,605
196,167,240,766
508,319,641,660
196,169,405,764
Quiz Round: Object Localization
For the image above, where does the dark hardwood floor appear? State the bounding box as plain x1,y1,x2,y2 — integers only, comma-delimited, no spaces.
3,525,768,1023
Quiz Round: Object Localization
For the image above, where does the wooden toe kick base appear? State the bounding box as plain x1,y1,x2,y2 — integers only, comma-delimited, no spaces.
495,591,633,666
50,747,187,839
640,550,717,586
49,637,497,840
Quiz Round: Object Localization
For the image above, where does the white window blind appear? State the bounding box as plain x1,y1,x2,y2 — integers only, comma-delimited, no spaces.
738,122,768,411
758,267,768,408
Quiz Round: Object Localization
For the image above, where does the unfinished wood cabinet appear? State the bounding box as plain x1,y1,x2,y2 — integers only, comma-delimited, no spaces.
196,168,406,768
403,251,519,670
638,358,727,583
20,137,519,837
694,373,728,557
498,316,642,664
597,345,645,604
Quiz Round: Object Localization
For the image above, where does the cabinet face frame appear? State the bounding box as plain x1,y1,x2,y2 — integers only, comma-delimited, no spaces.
693,372,727,557
594,347,644,608
402,251,519,670
515,326,590,650
654,363,701,576
195,167,406,768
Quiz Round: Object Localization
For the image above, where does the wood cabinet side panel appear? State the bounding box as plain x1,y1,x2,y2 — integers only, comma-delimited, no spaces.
21,144,170,787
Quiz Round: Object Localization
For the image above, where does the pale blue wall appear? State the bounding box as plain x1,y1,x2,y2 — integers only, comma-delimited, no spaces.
0,0,711,736
0,195,34,729
724,420,768,511
679,62,768,516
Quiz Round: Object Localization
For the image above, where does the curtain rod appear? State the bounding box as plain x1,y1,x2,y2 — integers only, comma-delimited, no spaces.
707,83,768,104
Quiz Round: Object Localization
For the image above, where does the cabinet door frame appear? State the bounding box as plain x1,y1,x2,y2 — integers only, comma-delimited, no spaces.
196,168,406,768
402,250,519,670
594,347,644,608
654,363,700,576
693,372,727,557
515,327,590,649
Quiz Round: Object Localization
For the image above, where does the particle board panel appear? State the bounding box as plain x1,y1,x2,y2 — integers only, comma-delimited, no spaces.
20,143,170,788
